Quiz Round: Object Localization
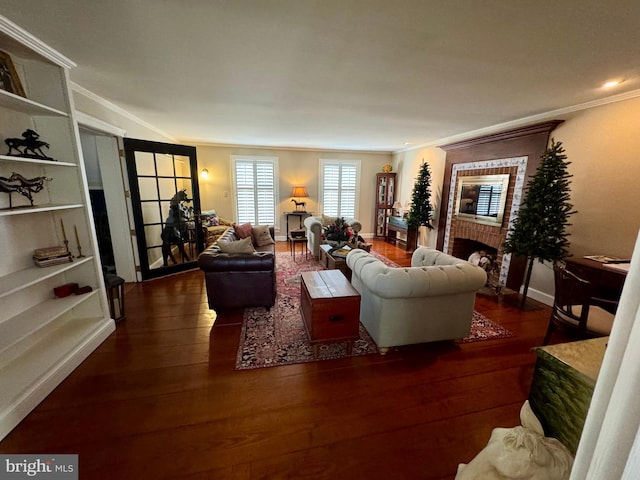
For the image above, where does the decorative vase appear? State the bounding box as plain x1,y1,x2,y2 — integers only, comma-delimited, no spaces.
325,240,347,250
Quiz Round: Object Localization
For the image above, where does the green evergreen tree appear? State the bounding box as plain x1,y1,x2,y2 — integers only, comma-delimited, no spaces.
407,161,434,230
503,139,576,308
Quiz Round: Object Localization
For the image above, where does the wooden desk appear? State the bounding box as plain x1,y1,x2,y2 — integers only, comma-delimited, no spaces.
565,257,627,305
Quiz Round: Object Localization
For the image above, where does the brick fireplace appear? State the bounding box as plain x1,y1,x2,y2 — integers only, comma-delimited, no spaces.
437,121,563,291
443,158,528,288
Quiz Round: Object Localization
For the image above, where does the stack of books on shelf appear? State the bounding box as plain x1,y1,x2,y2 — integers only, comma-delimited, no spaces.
33,246,72,267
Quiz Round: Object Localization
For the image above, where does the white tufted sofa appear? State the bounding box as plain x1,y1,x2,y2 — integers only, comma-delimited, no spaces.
303,215,362,259
346,247,487,354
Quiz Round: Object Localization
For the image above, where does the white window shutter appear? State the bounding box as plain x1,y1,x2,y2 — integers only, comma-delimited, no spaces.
320,160,359,218
233,156,277,225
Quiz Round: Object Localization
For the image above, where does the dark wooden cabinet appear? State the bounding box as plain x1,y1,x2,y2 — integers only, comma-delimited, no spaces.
374,173,396,238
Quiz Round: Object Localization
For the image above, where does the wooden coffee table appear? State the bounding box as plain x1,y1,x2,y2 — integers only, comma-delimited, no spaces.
300,270,361,358
318,244,351,281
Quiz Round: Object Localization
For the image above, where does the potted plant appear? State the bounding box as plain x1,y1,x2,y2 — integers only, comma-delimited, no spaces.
322,217,355,249
503,139,576,308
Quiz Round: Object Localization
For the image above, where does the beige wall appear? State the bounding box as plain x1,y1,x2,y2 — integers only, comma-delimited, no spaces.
393,96,640,302
196,145,392,238
553,97,640,258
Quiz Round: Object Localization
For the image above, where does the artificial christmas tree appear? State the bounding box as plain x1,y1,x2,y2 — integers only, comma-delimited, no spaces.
407,161,434,231
503,139,576,308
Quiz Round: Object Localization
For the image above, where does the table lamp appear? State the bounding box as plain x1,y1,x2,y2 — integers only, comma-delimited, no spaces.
291,186,308,212
393,201,403,216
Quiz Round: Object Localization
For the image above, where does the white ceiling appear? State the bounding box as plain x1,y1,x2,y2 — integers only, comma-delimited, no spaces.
1,0,639,152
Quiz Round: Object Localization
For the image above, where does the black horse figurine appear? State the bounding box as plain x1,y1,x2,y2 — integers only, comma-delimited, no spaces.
5,129,54,160
160,190,193,266
0,172,51,208
291,198,306,212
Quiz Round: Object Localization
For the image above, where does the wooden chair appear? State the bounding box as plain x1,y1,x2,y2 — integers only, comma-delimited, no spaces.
543,264,617,345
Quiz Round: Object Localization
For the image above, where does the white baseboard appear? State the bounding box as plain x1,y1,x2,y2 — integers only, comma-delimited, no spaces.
521,286,554,307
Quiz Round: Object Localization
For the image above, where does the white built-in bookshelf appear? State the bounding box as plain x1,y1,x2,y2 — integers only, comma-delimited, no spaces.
0,16,115,440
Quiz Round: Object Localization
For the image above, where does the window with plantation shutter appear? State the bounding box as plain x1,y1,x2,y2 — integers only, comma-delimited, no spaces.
232,156,278,225
476,184,503,217
319,159,360,218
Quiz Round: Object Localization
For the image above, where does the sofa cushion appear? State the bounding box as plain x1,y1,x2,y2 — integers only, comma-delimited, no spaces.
252,225,275,247
217,236,255,254
233,222,253,239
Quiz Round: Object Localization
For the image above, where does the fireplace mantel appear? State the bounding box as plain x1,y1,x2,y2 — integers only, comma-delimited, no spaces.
437,120,563,291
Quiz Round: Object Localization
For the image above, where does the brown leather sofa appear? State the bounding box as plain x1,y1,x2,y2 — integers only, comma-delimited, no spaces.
197,226,276,310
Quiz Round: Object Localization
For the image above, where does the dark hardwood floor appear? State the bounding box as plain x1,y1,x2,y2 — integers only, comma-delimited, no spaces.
0,239,570,479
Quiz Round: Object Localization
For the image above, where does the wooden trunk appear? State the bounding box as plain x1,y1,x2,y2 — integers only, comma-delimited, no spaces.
300,270,360,357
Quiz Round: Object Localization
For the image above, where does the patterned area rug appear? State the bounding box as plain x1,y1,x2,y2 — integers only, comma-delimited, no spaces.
236,251,514,370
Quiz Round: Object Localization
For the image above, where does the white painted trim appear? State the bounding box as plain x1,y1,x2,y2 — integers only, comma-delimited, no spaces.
71,82,177,142
76,111,126,138
95,136,137,282
0,16,76,68
395,88,640,154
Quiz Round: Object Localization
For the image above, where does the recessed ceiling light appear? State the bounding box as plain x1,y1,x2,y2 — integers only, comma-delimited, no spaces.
603,79,624,89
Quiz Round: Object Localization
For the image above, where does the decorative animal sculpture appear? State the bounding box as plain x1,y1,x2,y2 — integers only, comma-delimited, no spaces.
0,172,51,207
291,198,306,212
5,129,53,160
160,190,193,266
455,401,573,480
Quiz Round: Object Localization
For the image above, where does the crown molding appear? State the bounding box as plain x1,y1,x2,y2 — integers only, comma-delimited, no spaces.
439,120,564,151
75,111,126,138
71,82,177,142
192,141,393,155
395,88,640,154
0,16,75,69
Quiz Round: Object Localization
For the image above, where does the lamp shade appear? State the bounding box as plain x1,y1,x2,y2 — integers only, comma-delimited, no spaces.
291,186,308,198
393,201,403,209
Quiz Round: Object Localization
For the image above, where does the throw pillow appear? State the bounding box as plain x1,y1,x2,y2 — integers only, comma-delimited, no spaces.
252,225,275,247
321,214,337,227
233,222,253,239
217,237,255,254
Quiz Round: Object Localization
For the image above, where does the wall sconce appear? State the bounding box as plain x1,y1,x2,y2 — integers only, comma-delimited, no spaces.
200,168,209,179
290,186,308,212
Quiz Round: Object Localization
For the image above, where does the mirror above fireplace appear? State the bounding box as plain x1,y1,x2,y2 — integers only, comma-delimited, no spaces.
454,174,510,227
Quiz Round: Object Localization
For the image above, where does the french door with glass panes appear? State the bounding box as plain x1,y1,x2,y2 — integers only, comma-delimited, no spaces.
124,138,203,280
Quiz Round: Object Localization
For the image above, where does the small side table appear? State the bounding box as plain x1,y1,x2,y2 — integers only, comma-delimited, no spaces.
289,234,308,261
285,211,312,239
